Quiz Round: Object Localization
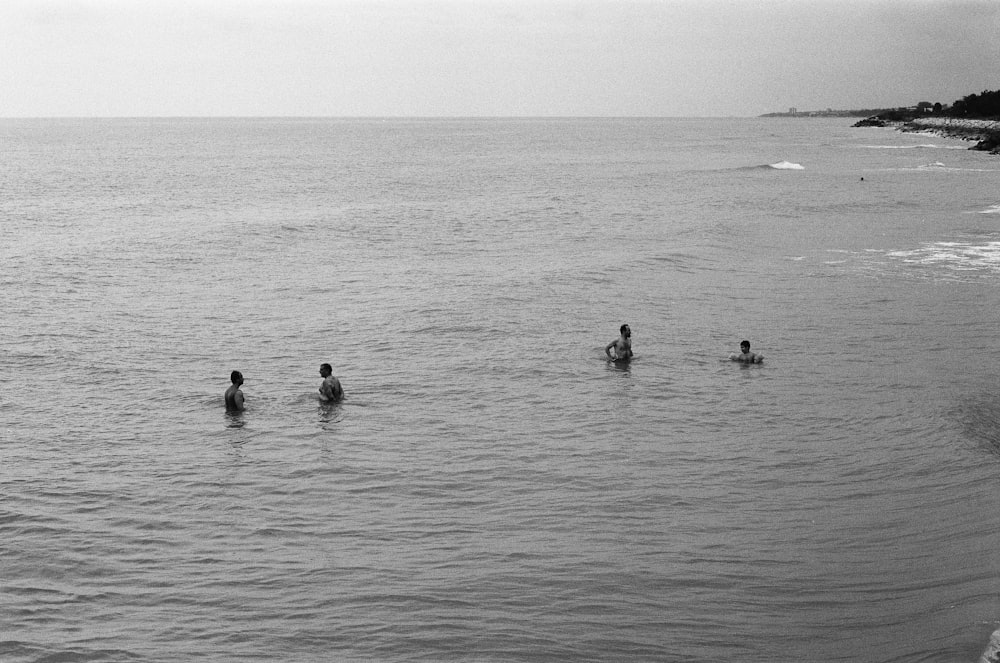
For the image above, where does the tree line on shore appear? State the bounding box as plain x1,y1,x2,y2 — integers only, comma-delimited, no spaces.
765,89,1000,121
870,89,1000,122
764,89,1000,153
853,89,1000,154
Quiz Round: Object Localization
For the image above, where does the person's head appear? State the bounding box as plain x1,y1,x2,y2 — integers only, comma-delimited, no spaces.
620,323,631,337
320,363,332,377
740,340,751,353
231,370,243,386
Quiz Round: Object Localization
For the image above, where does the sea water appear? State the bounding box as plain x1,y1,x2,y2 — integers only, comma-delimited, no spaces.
2,117,999,662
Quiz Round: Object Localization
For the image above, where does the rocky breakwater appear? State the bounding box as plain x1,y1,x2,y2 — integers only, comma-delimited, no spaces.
980,627,1000,663
854,116,1000,154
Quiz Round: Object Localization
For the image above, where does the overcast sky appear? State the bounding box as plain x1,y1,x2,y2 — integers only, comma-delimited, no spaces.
1,0,997,117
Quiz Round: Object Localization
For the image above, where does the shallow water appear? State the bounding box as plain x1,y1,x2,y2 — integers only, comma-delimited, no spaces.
2,117,999,662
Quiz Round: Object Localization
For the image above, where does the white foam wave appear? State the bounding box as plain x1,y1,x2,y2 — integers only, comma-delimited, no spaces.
978,204,1000,215
769,161,804,170
890,165,1000,173
858,144,967,150
887,241,1000,274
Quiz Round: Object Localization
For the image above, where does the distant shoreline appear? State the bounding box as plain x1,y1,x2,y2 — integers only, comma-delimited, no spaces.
760,109,885,118
761,108,1000,153
853,116,1000,154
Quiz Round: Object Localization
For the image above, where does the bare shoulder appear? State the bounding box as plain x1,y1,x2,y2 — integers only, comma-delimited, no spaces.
730,352,763,363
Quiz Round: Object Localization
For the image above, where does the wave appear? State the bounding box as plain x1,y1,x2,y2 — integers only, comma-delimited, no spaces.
886,164,1000,173
819,238,1000,281
978,204,1000,214
727,161,804,172
910,163,1000,173
858,144,967,150
886,240,1000,275
881,161,970,171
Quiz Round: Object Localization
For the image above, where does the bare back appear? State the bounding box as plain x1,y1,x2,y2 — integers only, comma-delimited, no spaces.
319,375,343,402
225,385,244,411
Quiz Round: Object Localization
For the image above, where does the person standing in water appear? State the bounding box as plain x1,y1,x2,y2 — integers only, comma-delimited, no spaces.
605,324,633,361
225,370,245,411
319,363,344,402
730,340,764,364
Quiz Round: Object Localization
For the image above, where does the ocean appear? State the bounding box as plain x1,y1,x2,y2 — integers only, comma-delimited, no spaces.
2,117,999,662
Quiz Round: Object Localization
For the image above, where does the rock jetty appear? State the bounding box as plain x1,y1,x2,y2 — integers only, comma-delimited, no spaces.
980,627,1000,663
854,115,1000,154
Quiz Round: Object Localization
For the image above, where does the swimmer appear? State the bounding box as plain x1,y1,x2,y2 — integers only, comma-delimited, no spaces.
730,340,763,364
605,324,633,361
225,370,245,411
319,363,344,402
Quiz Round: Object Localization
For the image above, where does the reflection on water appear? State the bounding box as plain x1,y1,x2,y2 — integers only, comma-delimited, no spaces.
225,411,245,429
607,357,632,373
955,395,1000,456
318,401,343,428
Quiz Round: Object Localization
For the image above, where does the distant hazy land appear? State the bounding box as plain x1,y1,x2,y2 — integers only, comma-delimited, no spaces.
764,90,1000,153
760,108,890,118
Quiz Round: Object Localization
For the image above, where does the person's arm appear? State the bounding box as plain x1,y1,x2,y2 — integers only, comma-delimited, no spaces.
234,391,245,410
333,378,344,400
605,341,616,358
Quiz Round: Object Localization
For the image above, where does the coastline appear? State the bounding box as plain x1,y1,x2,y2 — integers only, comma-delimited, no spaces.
854,116,1000,154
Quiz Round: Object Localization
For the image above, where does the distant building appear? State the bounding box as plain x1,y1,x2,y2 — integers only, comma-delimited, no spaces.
789,107,797,114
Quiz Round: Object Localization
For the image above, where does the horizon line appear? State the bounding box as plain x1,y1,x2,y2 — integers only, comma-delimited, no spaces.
0,114,771,121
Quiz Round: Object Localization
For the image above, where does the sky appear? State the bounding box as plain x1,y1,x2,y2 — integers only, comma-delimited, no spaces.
1,0,997,117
